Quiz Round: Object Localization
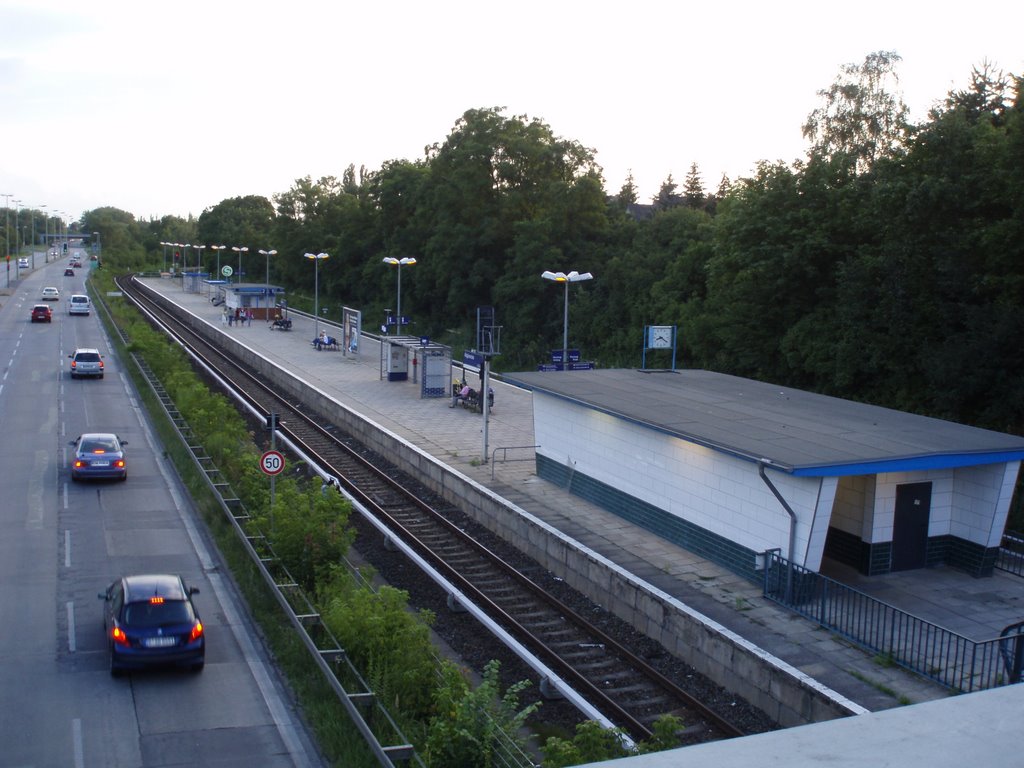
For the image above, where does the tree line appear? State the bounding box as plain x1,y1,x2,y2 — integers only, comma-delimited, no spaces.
79,53,1023,441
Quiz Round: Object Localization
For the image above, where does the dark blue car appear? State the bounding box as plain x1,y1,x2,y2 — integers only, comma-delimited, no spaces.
99,574,205,675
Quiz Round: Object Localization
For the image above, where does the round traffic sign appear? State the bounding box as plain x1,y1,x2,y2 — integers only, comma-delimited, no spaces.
221,265,234,277
260,450,285,476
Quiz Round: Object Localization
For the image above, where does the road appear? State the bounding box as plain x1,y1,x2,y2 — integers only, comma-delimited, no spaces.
0,257,322,766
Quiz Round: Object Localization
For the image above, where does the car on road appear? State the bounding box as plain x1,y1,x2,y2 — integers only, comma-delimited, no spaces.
69,432,127,481
31,304,52,323
68,294,91,315
64,267,75,277
68,347,104,378
98,574,205,675
41,286,60,301
18,257,30,269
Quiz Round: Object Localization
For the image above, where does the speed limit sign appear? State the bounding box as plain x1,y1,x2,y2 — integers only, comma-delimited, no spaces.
260,450,285,476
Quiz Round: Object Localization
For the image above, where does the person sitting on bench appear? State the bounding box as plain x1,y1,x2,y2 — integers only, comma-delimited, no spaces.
451,383,474,408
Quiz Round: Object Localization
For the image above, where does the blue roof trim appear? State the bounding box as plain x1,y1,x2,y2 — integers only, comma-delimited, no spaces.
791,450,1024,477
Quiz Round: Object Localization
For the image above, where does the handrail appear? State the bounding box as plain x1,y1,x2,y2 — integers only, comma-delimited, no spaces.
491,445,540,480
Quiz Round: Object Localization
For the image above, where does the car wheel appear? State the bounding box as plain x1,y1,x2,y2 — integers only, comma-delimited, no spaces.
120,472,127,482
191,660,205,673
110,652,122,678
99,374,104,379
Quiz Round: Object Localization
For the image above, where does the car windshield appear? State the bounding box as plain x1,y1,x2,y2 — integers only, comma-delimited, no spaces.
124,600,194,627
75,353,100,363
81,437,119,453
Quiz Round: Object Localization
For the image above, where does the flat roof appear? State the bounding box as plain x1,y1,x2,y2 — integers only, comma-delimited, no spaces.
503,369,1024,476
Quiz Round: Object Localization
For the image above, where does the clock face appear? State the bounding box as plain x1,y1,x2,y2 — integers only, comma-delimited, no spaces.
650,327,672,348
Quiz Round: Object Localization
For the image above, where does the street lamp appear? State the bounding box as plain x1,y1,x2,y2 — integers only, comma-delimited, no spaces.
193,244,205,271
541,269,593,371
305,252,329,337
232,246,248,283
382,256,416,333
93,231,101,260
210,245,226,279
259,249,277,287
13,199,22,258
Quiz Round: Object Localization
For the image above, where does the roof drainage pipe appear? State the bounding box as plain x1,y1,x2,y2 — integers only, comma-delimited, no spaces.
759,460,797,602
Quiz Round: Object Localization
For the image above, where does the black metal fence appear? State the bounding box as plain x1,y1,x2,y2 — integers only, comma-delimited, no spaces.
997,530,1024,577
762,552,1022,692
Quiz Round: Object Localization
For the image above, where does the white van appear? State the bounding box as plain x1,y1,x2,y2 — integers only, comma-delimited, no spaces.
68,294,91,315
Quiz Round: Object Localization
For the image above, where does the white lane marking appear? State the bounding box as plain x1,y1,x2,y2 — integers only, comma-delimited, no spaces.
66,601,76,652
65,529,71,568
72,718,84,768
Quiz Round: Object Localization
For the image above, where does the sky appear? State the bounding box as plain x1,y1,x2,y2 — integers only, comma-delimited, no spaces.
1,0,1021,225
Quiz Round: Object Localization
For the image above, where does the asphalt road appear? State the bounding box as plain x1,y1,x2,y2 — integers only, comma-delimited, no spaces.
0,256,322,766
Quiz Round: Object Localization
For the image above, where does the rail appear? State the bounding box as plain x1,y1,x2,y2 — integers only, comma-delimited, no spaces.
997,530,1024,577
763,552,1023,692
491,445,540,480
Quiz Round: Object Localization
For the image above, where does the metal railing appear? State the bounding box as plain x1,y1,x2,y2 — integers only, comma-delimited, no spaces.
997,530,1024,577
763,553,1023,692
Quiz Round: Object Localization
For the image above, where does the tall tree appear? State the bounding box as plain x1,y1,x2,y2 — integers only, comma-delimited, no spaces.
802,50,909,174
683,163,706,209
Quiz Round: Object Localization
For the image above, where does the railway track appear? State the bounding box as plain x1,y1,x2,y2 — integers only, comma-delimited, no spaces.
117,274,752,745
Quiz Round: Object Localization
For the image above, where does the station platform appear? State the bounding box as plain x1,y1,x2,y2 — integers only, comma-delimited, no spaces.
136,276,1024,761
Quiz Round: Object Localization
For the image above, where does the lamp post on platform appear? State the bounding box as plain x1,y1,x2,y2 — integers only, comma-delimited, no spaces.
541,269,593,371
382,256,416,333
232,246,248,283
210,245,226,279
304,252,329,337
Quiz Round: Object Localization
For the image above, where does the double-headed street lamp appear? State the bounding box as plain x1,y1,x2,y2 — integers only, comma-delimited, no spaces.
210,245,226,279
232,246,248,283
305,252,329,337
382,256,417,333
541,269,593,371
259,249,277,287
194,244,206,272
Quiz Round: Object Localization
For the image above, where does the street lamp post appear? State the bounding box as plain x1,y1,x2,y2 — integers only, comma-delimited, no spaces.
210,245,226,280
382,256,417,333
304,252,329,337
259,249,277,288
541,270,593,371
13,199,22,258
232,246,248,283
93,231,101,261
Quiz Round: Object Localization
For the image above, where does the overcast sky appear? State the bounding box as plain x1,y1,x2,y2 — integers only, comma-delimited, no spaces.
1,0,1021,225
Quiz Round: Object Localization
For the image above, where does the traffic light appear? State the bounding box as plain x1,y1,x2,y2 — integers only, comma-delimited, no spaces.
174,251,180,262
63,242,68,253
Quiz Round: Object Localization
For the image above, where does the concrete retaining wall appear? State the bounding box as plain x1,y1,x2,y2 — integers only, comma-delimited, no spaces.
139,281,860,728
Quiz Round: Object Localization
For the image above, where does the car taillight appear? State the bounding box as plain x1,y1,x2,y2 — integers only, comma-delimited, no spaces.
115,460,126,468
189,622,204,643
73,460,85,468
70,361,77,369
99,361,104,370
111,626,129,646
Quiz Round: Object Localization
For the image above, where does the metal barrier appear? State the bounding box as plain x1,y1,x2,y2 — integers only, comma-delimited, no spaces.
763,553,1022,692
491,445,540,480
997,530,1024,577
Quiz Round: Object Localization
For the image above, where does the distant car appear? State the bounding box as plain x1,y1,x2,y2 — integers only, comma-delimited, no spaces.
41,286,60,301
98,574,205,675
68,294,91,315
31,304,52,323
18,257,30,269
69,432,127,481
68,347,104,378
64,268,75,277
71,260,82,268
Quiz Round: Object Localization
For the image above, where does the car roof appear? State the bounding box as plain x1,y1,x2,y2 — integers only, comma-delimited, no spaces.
33,304,51,309
71,294,89,299
73,347,100,354
122,574,188,602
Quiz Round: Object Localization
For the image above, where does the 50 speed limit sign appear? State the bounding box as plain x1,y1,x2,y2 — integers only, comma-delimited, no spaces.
260,450,285,476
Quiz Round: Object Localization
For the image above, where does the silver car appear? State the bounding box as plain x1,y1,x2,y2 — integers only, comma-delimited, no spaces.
68,348,105,379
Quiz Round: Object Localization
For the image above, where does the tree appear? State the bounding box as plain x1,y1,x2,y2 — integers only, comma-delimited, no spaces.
802,50,909,174
683,162,706,209
653,174,680,210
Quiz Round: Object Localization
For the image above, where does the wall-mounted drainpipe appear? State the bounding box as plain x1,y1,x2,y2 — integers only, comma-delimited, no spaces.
759,461,797,602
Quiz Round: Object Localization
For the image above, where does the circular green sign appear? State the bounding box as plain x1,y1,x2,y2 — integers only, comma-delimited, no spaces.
221,265,234,277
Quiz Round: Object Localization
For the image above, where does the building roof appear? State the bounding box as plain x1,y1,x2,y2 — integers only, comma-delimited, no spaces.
502,369,1024,477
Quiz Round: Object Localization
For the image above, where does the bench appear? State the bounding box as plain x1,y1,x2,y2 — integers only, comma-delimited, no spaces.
269,317,292,330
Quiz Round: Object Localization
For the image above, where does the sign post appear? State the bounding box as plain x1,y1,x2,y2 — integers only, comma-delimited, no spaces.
261,413,282,530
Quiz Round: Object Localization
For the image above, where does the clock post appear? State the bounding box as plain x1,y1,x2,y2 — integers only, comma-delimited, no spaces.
643,325,677,370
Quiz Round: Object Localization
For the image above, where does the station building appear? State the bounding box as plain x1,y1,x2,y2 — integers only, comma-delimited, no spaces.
503,369,1024,580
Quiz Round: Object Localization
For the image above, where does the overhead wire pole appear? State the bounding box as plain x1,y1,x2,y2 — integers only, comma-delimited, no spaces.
2,193,11,288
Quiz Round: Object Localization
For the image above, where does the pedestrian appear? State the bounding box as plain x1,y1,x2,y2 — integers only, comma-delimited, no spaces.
221,306,228,325
227,308,234,326
234,307,240,326
247,309,253,326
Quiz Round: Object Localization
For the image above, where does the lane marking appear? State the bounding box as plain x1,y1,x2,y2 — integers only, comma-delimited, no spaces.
72,718,84,768
65,529,71,568
66,601,76,652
